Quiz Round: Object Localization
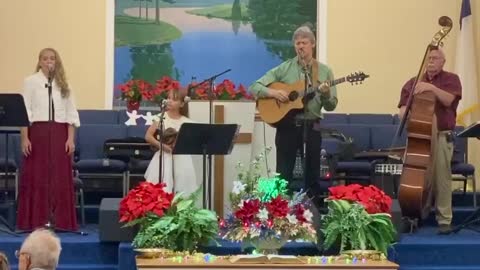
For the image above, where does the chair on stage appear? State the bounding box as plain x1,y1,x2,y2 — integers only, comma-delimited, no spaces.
75,124,128,196
321,124,374,185
348,113,395,125
452,126,477,207
124,125,154,192
0,134,19,200
73,171,86,227
321,113,349,124
78,110,119,125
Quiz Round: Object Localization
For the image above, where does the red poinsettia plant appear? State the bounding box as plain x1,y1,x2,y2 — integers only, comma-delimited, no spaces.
119,182,174,223
322,184,396,254
119,182,218,251
118,79,155,103
211,79,253,100
327,184,392,214
118,181,174,248
152,76,182,103
159,77,254,101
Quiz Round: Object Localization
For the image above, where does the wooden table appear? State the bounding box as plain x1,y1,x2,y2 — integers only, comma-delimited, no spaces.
136,257,399,270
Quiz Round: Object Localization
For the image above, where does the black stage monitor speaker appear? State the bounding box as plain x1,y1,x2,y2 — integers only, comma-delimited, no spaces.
99,198,136,242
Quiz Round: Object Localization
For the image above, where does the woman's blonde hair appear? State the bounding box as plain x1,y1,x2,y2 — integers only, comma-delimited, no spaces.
36,48,71,98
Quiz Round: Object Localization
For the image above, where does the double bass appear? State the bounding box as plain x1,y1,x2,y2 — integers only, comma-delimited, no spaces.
397,16,453,228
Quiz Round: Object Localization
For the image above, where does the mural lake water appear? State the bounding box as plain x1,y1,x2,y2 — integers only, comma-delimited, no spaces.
113,1,317,106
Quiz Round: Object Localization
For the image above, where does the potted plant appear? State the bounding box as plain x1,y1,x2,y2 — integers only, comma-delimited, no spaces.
321,184,396,256
119,182,218,254
219,151,317,254
117,79,155,111
152,76,182,103
184,79,253,101
119,182,173,247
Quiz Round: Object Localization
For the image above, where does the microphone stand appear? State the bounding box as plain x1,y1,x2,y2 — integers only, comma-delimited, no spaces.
192,69,231,210
301,63,313,193
157,101,168,186
45,69,55,231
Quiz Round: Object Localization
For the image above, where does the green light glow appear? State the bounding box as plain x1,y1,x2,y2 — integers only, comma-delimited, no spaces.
257,176,288,202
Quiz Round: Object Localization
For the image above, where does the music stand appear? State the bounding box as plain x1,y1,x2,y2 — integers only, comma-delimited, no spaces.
457,121,480,138
0,94,29,236
173,123,239,209
444,121,480,234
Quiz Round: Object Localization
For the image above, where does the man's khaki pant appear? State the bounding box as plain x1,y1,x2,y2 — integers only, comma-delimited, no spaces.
430,130,454,225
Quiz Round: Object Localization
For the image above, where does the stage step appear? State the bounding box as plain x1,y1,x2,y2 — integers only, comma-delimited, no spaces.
391,227,480,267
74,203,480,227
0,226,119,265
425,206,478,226
400,267,480,270
10,264,117,270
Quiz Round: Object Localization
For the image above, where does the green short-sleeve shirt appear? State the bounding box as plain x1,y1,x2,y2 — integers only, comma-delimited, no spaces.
249,56,338,119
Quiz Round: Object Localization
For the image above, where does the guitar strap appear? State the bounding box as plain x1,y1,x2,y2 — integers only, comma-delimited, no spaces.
311,60,319,89
303,60,320,101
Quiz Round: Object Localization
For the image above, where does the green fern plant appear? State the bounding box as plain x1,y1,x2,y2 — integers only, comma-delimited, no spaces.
321,199,396,255
133,188,219,252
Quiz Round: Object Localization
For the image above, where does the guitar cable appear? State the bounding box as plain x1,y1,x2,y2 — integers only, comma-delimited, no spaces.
262,120,271,178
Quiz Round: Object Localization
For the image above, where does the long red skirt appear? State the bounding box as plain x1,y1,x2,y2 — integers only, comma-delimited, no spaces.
16,122,78,230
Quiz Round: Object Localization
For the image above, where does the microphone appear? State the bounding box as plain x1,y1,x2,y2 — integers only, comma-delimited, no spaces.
184,90,191,103
297,49,304,59
297,49,310,70
47,63,55,81
161,99,169,108
47,63,55,73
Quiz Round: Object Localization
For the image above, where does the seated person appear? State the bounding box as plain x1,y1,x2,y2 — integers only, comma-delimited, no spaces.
0,252,9,270
17,229,61,270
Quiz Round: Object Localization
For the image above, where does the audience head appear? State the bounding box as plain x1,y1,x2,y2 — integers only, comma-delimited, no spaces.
18,229,61,270
0,252,9,270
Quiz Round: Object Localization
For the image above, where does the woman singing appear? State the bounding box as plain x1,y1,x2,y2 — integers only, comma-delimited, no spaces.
17,48,80,231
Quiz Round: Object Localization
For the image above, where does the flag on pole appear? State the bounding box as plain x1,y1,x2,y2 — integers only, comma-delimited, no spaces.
455,0,479,126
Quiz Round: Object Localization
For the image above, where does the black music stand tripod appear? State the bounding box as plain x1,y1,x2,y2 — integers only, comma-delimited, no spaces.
0,94,29,236
173,123,238,209
446,122,480,234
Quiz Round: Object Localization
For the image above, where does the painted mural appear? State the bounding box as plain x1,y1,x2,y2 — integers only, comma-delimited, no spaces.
113,0,317,107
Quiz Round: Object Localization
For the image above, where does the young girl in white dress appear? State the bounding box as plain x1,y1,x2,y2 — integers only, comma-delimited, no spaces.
144,89,198,194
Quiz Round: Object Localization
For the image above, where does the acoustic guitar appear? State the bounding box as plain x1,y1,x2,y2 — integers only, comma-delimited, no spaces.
257,72,369,126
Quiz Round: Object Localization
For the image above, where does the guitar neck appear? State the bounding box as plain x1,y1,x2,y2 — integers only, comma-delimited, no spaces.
328,77,346,86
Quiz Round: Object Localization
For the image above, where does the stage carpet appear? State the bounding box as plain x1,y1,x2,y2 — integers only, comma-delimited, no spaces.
0,207,479,270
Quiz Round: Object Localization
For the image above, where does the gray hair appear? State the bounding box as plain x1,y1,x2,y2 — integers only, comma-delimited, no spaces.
292,25,315,44
0,252,9,270
20,229,61,270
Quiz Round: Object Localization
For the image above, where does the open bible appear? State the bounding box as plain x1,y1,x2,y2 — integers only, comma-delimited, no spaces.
229,254,304,264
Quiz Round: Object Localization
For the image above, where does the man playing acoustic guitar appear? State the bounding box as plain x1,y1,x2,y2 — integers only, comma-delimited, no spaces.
249,24,338,192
